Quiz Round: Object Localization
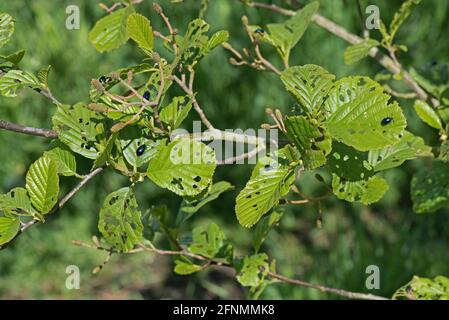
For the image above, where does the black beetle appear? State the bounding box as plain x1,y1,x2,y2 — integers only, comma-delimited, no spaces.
254,28,265,34
99,76,107,83
136,144,146,156
143,91,151,101
381,117,393,126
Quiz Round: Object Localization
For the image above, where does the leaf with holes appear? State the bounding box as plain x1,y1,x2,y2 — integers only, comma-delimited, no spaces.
52,104,102,159
98,187,143,252
368,131,433,171
328,142,374,181
121,137,166,169
146,139,216,197
235,253,269,287
325,76,407,151
343,39,379,65
0,216,20,246
25,157,59,216
188,223,232,262
160,96,193,129
0,12,14,48
44,144,77,177
331,174,389,205
176,181,234,226
414,100,442,130
127,13,153,52
236,152,295,228
280,65,335,114
284,115,332,170
88,6,134,53
0,70,42,97
411,161,449,213
0,188,37,217
393,275,449,300
265,2,319,64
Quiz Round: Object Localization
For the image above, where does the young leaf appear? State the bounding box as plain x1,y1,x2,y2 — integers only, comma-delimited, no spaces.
0,12,14,48
25,157,59,215
159,96,193,129
331,174,389,205
411,161,449,213
0,70,42,97
368,131,433,171
0,50,25,65
146,139,216,197
284,115,332,170
98,187,143,252
388,0,422,46
235,253,269,287
236,153,295,228
0,216,20,246
0,188,37,217
52,104,101,159
265,2,319,64
174,258,203,275
325,76,407,151
280,64,335,114
343,39,379,65
414,100,442,130
176,181,234,226
88,6,135,53
127,13,154,52
188,223,232,261
44,144,77,177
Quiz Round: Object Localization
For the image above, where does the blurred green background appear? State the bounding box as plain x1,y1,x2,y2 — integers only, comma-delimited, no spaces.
0,0,448,299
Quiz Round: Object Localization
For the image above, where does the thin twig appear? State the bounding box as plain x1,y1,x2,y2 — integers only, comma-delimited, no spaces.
153,3,178,55
0,119,58,138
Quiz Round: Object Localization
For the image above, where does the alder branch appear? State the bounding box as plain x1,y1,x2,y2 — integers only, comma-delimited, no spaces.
75,239,389,300
0,119,58,138
242,1,434,104
0,167,105,250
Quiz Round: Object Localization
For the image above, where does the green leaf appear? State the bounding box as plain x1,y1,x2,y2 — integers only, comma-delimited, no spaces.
88,6,135,53
0,216,20,246
236,152,295,228
25,157,59,215
188,223,232,261
0,50,25,65
44,144,77,177
0,12,14,48
174,258,203,275
414,100,442,130
0,70,42,97
93,133,117,168
127,13,153,52
393,275,449,300
253,210,283,253
411,161,449,213
388,0,421,46
98,187,143,252
343,39,379,65
176,181,234,226
280,64,335,114
146,139,216,197
368,131,433,171
235,253,269,287
37,65,51,88
284,115,332,170
331,174,389,205
160,96,193,129
265,2,319,64
121,137,166,169
0,187,36,217
328,142,374,181
202,30,229,54
325,76,407,151
52,104,102,159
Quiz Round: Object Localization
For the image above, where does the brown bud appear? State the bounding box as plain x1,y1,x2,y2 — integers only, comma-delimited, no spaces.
153,3,162,14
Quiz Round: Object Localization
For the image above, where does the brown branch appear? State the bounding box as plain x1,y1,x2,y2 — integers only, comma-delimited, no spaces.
153,3,178,55
267,271,388,300
0,119,58,138
0,167,105,250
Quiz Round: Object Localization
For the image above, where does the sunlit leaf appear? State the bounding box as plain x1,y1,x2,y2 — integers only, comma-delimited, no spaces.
343,39,379,65
0,12,14,48
0,216,20,246
0,70,42,97
414,100,442,130
235,253,269,287
127,13,153,52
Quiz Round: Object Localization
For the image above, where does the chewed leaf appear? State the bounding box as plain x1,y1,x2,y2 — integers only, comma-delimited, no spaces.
284,115,331,170
281,65,335,114
331,174,389,205
0,70,42,97
368,131,433,171
121,137,166,168
88,6,134,53
325,76,407,151
0,12,14,48
328,142,373,181
0,187,37,217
